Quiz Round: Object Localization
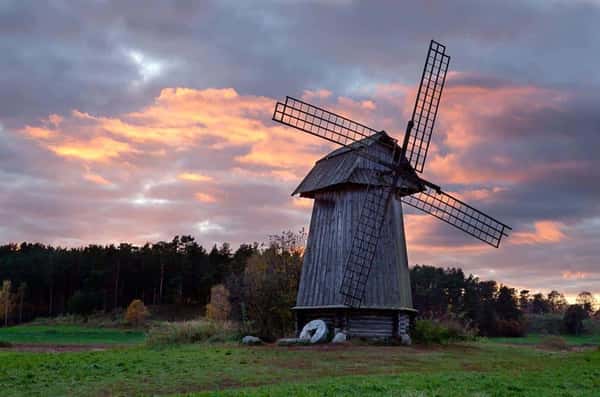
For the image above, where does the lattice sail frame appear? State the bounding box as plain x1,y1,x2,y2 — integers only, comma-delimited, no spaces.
405,40,450,173
401,186,511,248
273,96,378,145
340,182,394,307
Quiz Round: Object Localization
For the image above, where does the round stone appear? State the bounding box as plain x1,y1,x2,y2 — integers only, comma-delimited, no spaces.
299,319,328,343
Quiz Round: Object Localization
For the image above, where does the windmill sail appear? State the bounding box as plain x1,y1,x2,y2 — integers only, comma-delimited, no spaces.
401,186,511,248
273,96,378,145
405,40,450,173
340,183,394,307
272,97,395,168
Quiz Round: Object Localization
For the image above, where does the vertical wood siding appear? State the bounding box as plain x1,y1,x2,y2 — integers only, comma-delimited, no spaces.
296,186,413,309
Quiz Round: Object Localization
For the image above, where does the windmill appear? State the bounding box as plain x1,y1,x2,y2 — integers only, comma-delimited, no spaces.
272,40,511,339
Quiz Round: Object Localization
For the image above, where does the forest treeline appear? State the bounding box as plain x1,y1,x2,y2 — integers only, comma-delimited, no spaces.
0,236,257,323
0,234,597,337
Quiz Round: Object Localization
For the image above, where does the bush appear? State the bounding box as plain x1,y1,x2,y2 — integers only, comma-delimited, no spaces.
0,340,13,348
525,313,563,335
206,284,231,322
538,335,568,350
495,319,527,337
582,318,600,335
124,299,150,327
412,319,476,345
235,237,303,341
67,290,101,318
146,319,237,346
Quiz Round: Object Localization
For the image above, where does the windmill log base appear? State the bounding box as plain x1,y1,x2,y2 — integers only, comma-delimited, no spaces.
293,306,416,340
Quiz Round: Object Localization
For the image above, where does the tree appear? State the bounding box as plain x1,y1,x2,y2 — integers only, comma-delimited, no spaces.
17,282,27,323
0,280,14,326
239,232,303,340
205,284,231,322
495,286,522,321
519,290,530,313
576,291,597,315
531,293,550,314
547,290,567,313
67,290,101,319
563,305,589,335
124,299,149,326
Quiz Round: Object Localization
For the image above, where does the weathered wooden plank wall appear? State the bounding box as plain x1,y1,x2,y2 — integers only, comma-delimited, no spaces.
296,186,413,309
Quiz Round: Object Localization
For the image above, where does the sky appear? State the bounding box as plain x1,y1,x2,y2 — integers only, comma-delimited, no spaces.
1,0,599,300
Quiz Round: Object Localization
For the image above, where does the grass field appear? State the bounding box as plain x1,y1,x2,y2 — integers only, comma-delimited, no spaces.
0,325,145,345
485,333,600,346
0,326,598,396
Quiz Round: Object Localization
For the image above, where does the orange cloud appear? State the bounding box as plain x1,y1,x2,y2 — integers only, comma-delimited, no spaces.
416,77,569,185
512,221,567,245
562,271,588,280
178,172,213,182
195,192,217,203
49,136,134,162
84,173,112,186
21,87,327,179
403,213,491,254
452,187,507,202
292,197,313,209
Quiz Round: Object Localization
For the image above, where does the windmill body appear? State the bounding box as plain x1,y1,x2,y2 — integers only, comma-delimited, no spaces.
294,133,419,337
272,40,511,340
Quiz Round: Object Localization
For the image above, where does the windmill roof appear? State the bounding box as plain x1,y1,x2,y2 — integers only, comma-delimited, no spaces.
293,131,422,197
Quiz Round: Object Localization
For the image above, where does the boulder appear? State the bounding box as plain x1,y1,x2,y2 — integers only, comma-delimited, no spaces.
331,332,347,343
299,319,328,344
241,335,263,345
277,337,311,346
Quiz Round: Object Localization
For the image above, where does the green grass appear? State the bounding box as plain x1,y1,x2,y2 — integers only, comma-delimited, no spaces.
0,325,145,345
0,336,598,396
485,333,600,346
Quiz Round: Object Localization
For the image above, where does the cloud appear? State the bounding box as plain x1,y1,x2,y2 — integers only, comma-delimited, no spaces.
562,271,588,280
2,0,600,296
178,173,213,183
512,221,567,245
5,77,600,297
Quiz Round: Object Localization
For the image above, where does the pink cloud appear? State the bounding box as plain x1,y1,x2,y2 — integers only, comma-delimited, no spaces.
511,221,567,245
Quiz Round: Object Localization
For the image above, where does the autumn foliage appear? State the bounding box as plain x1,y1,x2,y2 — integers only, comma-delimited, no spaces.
205,284,231,322
125,299,150,326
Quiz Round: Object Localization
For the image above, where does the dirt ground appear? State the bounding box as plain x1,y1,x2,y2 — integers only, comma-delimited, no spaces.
0,343,115,352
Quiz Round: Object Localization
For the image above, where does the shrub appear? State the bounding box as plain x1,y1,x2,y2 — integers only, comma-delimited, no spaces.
0,340,13,348
67,290,101,318
412,319,476,345
206,284,231,322
582,318,600,335
525,313,563,335
146,319,237,346
124,299,150,327
538,335,568,350
237,238,302,341
495,319,527,337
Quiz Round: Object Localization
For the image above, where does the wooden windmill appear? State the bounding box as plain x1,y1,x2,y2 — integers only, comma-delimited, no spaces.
272,40,511,339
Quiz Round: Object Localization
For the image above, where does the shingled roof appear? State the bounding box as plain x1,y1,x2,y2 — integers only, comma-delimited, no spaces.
293,131,422,197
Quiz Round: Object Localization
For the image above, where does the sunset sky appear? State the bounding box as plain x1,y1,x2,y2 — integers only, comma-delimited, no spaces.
1,0,599,300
